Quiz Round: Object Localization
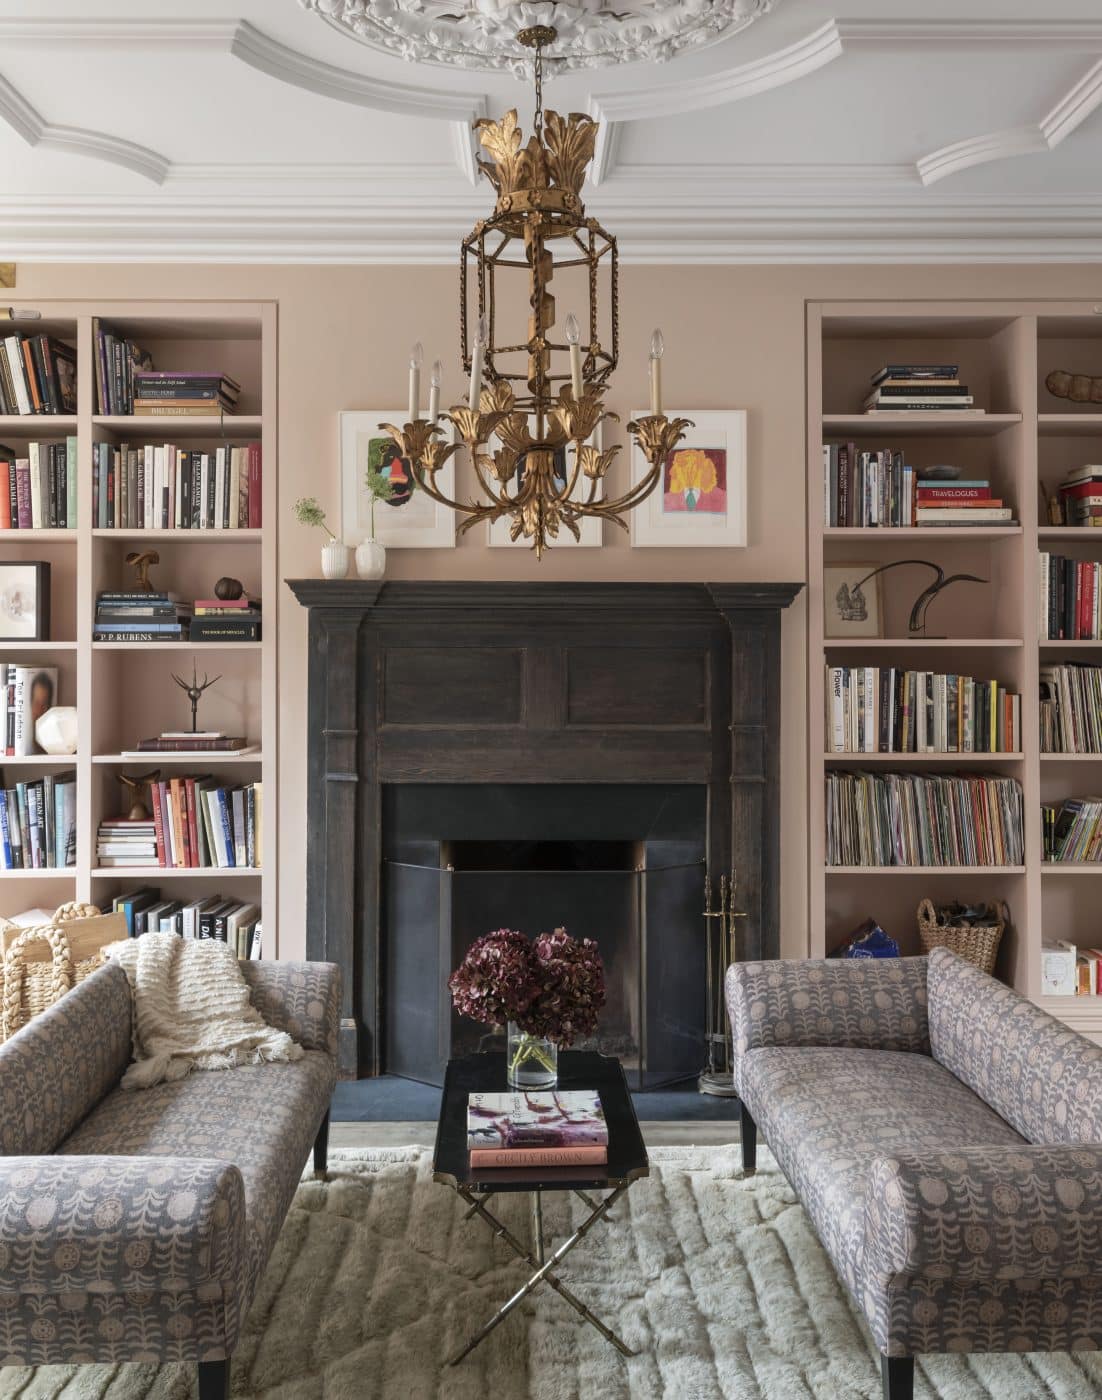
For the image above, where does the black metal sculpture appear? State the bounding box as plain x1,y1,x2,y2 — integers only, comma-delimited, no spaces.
839,559,986,637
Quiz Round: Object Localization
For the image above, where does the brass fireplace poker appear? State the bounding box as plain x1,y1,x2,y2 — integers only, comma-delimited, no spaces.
700,870,748,1097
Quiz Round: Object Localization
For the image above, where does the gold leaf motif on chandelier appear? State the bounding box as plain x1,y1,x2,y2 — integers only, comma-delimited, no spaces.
576,443,620,480
474,110,546,196
477,446,522,485
542,111,598,196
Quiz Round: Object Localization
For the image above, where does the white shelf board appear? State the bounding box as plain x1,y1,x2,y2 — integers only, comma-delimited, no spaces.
823,638,1023,649
1038,414,1102,435
822,413,1022,436
0,529,77,541
93,752,262,764
823,752,1023,763
0,868,76,879
1039,753,1102,761
824,527,1021,539
93,415,262,437
1042,864,1102,875
92,529,262,541
0,754,81,766
1038,527,1102,540
0,416,78,433
826,865,1026,875
90,865,262,879
92,641,261,652
0,640,77,651
1039,640,1102,649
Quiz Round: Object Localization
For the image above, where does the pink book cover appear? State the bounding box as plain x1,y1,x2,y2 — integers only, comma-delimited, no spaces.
469,1145,608,1168
247,443,262,528
466,1090,608,1150
14,460,31,528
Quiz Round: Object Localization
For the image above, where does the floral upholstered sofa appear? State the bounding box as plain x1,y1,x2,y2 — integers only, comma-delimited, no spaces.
727,947,1102,1400
0,957,339,1400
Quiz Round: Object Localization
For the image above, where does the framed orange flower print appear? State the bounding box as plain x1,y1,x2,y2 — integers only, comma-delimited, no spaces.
629,410,747,547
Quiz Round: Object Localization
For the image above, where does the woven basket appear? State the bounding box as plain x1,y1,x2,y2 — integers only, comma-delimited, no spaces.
0,903,121,1043
916,898,1007,975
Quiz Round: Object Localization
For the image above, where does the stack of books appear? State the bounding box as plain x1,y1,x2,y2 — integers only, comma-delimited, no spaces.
466,1090,608,1168
132,371,241,417
1042,941,1102,996
146,775,261,868
823,443,914,527
3,665,59,756
110,885,261,954
1040,664,1102,753
1042,799,1102,865
190,596,261,644
1,334,77,415
863,364,981,415
1058,465,1102,527
97,817,157,867
121,731,257,758
93,441,261,530
93,322,152,415
825,771,1024,867
914,477,1014,527
1039,554,1102,639
825,666,1020,754
0,770,76,869
0,439,77,528
94,591,192,643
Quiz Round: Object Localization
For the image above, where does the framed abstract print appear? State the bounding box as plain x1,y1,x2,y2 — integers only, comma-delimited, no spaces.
487,422,603,548
0,560,50,640
628,409,747,548
340,411,457,549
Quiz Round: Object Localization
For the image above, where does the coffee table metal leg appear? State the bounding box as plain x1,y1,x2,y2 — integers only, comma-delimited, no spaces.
531,1189,544,1264
574,1188,613,1221
449,1183,635,1366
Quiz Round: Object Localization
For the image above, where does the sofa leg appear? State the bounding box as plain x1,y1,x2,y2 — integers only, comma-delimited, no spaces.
313,1108,330,1177
739,1100,757,1176
881,1355,914,1400
197,1358,230,1400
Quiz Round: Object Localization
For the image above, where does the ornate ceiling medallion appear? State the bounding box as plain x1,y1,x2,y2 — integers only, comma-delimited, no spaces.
300,0,778,75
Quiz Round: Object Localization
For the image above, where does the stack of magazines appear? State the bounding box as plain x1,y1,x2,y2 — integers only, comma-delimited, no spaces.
466,1091,608,1168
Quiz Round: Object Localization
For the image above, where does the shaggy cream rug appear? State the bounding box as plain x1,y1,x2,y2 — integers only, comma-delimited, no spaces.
12,1146,1102,1400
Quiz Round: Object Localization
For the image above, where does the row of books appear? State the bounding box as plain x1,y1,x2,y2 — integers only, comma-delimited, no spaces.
98,777,262,869
94,590,192,644
1042,798,1102,864
1040,664,1102,754
825,666,1021,755
466,1091,608,1168
131,371,241,418
1,334,77,416
1056,464,1102,529
1042,942,1102,996
92,442,261,530
3,665,58,757
825,771,1025,867
822,446,1011,527
1039,554,1102,640
93,323,151,416
110,886,261,957
0,440,77,529
862,364,983,416
0,770,76,869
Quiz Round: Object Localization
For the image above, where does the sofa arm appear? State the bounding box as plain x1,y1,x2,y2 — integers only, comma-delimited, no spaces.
0,1155,246,1295
240,960,341,1058
725,957,930,1065
866,1145,1102,1284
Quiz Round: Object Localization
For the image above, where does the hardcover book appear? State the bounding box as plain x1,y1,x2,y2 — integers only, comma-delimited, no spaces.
466,1090,608,1150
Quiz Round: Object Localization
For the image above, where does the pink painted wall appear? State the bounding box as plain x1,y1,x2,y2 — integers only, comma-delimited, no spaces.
13,261,1102,960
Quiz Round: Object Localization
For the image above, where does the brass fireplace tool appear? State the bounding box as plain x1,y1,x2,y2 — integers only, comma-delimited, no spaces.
699,870,749,1097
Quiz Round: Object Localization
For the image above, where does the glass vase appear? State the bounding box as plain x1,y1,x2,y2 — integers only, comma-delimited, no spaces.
506,1022,558,1089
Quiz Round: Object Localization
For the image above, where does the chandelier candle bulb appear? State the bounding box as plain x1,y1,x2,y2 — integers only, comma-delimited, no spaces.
408,341,423,423
565,312,584,399
468,315,487,411
429,360,443,423
649,328,664,416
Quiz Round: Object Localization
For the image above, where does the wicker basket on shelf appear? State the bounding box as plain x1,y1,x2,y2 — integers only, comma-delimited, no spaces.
0,904,122,1043
916,898,1006,975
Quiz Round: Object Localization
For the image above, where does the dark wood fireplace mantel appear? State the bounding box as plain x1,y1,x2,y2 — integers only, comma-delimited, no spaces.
288,579,801,1077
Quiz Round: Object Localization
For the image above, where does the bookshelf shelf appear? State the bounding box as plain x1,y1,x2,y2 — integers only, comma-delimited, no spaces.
823,638,1024,650
0,754,83,767
1039,640,1102,650
1041,864,1102,875
1038,527,1102,539
821,413,1022,436
1038,414,1102,436
823,752,1023,763
825,865,1026,875
0,299,277,948
823,527,1022,540
1039,753,1102,761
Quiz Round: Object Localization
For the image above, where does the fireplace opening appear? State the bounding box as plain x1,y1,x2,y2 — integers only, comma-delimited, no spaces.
382,784,707,1089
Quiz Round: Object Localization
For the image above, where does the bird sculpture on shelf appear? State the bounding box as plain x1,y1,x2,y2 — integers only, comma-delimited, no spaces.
842,559,987,637
119,770,160,821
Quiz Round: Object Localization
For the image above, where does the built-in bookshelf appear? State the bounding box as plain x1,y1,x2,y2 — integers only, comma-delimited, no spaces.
0,302,277,949
808,300,1102,1041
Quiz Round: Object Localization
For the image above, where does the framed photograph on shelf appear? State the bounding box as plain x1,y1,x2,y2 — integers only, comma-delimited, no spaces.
629,409,747,548
487,422,603,548
0,560,50,640
823,561,883,639
340,411,457,549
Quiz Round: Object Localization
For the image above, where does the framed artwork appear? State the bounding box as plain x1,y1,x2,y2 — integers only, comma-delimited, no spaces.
823,561,883,638
487,422,603,548
340,412,457,549
0,561,50,640
629,409,747,548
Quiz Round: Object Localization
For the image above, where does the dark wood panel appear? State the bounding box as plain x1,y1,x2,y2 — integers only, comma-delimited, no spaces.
378,730,716,783
566,646,709,728
382,647,522,727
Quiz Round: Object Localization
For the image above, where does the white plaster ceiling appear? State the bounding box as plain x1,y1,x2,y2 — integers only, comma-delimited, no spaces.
2,0,1102,262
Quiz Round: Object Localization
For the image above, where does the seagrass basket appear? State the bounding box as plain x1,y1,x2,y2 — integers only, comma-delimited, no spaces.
0,903,121,1043
916,898,1006,976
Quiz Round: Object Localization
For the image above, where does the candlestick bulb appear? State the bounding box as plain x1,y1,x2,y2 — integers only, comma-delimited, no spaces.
650,328,664,360
564,313,581,346
409,341,424,369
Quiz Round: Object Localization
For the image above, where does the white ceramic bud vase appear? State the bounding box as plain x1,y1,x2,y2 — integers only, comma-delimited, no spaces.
321,539,350,580
355,538,386,580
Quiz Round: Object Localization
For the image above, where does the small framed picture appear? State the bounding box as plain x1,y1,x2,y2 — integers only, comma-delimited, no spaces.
823,561,883,638
0,561,50,640
487,422,603,548
629,409,747,548
340,412,457,549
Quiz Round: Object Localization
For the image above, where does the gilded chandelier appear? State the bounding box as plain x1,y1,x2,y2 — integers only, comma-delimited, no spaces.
383,25,690,558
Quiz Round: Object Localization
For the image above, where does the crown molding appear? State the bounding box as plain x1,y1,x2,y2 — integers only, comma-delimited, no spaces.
919,57,1102,186
0,73,168,183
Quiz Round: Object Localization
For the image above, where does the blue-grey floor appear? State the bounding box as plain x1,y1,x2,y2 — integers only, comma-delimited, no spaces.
332,1075,739,1123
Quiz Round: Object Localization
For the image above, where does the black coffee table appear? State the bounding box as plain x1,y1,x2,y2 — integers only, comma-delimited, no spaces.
432,1050,649,1365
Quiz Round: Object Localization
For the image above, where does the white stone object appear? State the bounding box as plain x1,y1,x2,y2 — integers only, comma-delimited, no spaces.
34,705,78,755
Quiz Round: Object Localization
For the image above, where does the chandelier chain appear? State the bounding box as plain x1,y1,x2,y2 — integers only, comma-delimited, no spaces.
533,42,544,140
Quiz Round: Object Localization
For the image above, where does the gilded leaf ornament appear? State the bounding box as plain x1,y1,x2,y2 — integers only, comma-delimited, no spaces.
543,112,598,195
475,110,544,195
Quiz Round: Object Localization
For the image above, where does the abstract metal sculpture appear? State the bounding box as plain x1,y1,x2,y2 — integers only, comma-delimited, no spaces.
841,559,987,637
171,661,222,734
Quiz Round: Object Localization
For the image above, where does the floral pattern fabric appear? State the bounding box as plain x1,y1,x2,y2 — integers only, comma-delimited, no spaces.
0,959,339,1368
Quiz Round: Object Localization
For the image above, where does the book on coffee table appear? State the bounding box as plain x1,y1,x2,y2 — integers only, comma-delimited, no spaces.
466,1089,608,1165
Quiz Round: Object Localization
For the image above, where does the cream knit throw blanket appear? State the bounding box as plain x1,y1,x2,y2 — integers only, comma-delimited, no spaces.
106,933,303,1089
